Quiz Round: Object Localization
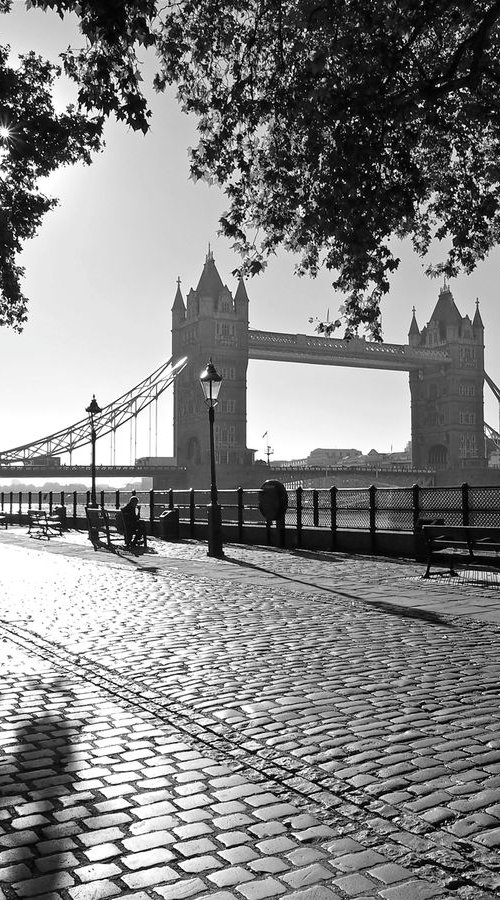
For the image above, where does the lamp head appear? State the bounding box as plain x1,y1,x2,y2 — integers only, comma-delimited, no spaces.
86,395,102,417
200,358,223,407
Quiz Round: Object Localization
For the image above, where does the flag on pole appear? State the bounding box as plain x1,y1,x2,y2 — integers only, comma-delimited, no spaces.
262,431,268,439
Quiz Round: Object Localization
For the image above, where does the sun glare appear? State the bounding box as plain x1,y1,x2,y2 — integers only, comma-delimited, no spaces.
0,126,11,141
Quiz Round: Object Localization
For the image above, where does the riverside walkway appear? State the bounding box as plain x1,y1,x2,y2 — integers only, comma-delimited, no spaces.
1,528,500,900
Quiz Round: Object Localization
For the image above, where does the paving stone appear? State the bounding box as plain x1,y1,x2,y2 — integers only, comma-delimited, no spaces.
74,862,122,882
156,877,206,899
180,855,224,873
255,836,298,855
219,847,259,865
248,857,290,874
121,864,179,889
13,870,75,896
369,863,416,884
280,888,341,900
379,880,444,899
236,877,287,899
208,866,255,887
282,864,333,888
68,880,122,900
174,838,217,857
332,873,377,896
331,849,387,872
122,847,175,869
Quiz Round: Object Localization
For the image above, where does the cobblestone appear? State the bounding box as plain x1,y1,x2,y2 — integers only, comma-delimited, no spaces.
3,531,500,898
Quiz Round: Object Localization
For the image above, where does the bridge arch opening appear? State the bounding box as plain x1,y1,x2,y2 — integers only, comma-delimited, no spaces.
428,443,448,469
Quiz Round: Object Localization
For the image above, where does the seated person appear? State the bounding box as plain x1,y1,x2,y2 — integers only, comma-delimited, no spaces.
120,496,147,548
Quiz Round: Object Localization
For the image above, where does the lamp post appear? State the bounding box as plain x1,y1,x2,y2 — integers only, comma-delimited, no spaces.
86,394,102,508
200,358,224,558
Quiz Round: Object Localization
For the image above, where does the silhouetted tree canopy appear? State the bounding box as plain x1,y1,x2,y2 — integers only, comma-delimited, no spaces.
3,0,500,335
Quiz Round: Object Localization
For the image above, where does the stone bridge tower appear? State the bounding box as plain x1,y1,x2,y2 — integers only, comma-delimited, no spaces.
409,285,485,470
171,250,254,468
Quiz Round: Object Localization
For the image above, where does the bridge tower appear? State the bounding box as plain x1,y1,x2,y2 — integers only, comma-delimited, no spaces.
171,249,254,468
409,286,486,470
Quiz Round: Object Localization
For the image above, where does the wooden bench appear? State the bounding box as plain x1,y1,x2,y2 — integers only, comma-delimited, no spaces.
86,507,147,551
422,525,500,578
28,509,63,538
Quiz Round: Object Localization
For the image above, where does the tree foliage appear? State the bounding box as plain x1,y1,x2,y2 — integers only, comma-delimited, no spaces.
0,35,103,327
4,1,500,335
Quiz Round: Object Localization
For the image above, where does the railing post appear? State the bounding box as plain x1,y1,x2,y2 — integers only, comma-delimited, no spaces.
61,490,65,510
313,490,319,527
237,487,244,543
1,492,3,511
115,489,120,509
149,489,155,527
28,490,32,512
9,491,13,515
86,490,90,508
100,489,105,509
18,491,22,515
330,486,337,551
168,488,174,511
296,486,303,549
189,488,195,538
369,484,376,553
49,492,53,514
462,482,470,526
38,491,42,510
73,491,77,521
412,483,420,532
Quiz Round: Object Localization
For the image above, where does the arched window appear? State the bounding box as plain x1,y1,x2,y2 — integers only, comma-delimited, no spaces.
428,444,448,468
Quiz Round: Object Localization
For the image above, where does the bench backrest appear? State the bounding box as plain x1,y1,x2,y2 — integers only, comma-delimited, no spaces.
422,525,500,547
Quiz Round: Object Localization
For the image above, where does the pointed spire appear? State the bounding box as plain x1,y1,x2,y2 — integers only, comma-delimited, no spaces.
197,249,224,297
172,275,186,318
234,276,249,306
430,283,461,326
473,297,484,331
409,305,420,336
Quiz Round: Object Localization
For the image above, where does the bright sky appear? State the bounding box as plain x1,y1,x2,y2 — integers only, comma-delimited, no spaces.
2,2,500,472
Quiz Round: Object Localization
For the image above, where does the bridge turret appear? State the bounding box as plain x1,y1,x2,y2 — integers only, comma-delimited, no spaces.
172,249,252,470
409,285,486,472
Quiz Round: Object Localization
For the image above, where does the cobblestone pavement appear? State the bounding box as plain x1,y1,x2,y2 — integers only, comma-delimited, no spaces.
1,528,500,900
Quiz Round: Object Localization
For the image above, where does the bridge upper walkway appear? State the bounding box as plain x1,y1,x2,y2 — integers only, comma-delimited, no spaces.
248,330,451,370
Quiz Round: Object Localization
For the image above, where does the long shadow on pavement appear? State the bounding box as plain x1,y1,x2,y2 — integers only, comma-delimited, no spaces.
1,681,82,895
225,555,457,628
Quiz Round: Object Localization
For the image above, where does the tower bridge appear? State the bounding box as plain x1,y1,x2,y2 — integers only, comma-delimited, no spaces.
172,251,494,478
0,250,499,486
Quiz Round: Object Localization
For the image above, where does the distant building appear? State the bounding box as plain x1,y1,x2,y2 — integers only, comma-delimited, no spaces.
307,448,362,466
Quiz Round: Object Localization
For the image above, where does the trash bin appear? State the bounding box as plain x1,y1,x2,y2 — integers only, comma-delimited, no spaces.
159,508,179,541
258,481,288,547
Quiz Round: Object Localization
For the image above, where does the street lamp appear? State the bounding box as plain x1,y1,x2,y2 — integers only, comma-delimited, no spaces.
200,358,223,558
86,394,102,508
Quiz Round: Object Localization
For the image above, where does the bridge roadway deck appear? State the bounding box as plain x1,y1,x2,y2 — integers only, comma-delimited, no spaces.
1,527,500,899
248,330,452,371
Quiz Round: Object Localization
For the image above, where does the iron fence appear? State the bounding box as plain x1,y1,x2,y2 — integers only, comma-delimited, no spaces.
1,482,499,539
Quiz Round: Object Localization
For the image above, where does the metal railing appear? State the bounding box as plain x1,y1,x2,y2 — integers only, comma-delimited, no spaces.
2,483,499,542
